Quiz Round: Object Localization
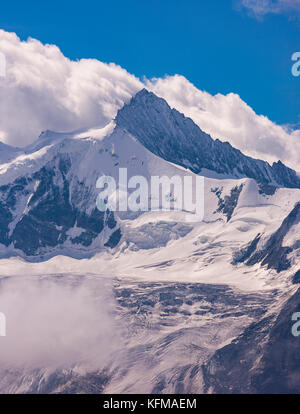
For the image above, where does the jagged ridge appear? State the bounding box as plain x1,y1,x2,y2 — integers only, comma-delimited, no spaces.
116,89,300,189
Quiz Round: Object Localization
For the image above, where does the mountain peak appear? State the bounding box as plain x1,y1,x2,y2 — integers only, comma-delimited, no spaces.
122,88,171,114
116,90,300,189
133,88,160,100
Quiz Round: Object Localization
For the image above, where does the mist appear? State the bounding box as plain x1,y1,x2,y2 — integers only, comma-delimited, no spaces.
0,274,123,371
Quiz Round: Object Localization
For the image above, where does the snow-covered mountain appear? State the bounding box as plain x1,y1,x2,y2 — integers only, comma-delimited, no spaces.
0,88,299,262
0,89,299,394
0,119,203,260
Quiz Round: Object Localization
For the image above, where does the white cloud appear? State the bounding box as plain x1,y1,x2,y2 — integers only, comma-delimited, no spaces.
0,275,123,371
0,29,299,170
238,0,300,18
0,30,142,147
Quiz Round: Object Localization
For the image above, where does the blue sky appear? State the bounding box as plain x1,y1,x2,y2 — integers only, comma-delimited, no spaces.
0,0,299,126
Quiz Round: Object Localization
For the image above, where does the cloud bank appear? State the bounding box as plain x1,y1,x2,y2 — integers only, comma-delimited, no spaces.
0,30,142,147
0,275,123,371
0,29,299,170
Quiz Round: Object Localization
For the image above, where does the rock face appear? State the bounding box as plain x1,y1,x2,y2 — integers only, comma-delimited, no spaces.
202,287,300,394
293,270,300,284
211,184,244,222
234,202,300,272
116,89,300,188
0,150,120,259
